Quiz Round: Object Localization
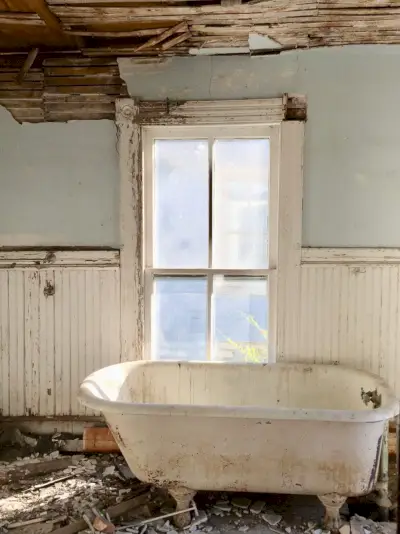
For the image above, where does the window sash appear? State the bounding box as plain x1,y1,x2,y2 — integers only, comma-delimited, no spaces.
142,124,280,362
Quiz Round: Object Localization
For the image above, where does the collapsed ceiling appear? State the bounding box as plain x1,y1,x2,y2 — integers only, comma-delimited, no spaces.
0,0,399,123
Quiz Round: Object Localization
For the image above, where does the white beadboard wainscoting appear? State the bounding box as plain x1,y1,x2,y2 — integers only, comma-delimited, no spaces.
298,249,400,397
0,251,120,417
1,247,400,418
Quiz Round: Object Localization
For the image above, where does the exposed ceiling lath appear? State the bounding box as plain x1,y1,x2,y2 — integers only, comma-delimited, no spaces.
0,0,398,122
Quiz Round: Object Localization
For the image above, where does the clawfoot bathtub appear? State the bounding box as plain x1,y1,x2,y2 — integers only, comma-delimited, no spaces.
79,362,399,529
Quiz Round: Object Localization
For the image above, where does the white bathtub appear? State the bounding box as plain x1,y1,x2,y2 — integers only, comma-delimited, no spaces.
79,362,399,528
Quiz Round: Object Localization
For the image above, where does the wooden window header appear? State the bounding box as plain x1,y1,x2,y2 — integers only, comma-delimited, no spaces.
116,95,306,127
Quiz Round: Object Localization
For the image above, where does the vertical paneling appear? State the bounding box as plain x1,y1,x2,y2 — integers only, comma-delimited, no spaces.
8,270,25,415
0,266,120,417
299,264,400,397
0,270,10,416
25,271,40,415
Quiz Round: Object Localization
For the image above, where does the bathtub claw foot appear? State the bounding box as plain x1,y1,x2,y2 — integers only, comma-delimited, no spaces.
318,494,347,531
373,484,392,521
169,487,196,529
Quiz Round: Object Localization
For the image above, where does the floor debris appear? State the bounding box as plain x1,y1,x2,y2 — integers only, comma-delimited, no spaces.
0,429,397,534
262,513,282,527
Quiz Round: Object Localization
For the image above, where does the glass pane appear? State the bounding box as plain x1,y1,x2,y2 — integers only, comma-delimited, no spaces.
154,140,208,268
152,277,207,361
212,276,268,362
213,139,269,269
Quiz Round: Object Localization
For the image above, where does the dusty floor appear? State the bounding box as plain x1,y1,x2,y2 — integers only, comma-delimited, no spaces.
0,430,397,534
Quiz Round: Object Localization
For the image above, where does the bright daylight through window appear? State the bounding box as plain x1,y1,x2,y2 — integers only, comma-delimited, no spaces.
143,125,279,363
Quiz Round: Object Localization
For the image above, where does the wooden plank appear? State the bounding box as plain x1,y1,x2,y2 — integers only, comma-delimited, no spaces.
0,71,43,82
0,98,42,107
46,111,115,120
0,458,73,485
302,248,400,265
44,66,119,76
0,272,10,416
7,109,45,119
44,85,124,94
0,250,120,267
8,271,25,415
0,90,43,98
68,270,79,415
56,9,400,25
221,0,242,5
276,122,304,360
33,0,65,32
30,0,85,49
51,491,151,534
66,28,168,37
39,270,55,415
0,11,44,25
137,98,285,124
160,30,191,49
76,270,86,416
54,269,63,416
46,101,115,112
43,57,117,67
44,93,115,102
17,47,39,84
52,4,315,17
133,20,187,52
46,75,121,86
116,99,144,362
0,81,43,89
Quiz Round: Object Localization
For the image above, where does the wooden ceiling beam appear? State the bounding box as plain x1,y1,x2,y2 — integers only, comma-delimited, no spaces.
33,0,64,32
31,0,85,49
17,46,39,83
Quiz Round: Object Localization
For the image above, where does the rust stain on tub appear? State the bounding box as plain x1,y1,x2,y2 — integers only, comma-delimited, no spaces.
367,434,382,492
112,426,127,449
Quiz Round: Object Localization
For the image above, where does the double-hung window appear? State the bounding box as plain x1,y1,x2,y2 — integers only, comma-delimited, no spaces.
143,124,280,362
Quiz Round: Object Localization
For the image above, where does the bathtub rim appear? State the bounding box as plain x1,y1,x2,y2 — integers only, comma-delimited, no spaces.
78,361,400,423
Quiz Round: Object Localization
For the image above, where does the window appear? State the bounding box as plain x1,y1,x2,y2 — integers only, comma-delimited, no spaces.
143,124,280,362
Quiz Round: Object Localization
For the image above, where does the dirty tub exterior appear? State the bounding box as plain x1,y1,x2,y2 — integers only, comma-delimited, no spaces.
79,362,399,528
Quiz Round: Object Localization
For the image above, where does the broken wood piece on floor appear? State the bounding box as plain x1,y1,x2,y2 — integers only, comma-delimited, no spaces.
24,473,75,492
83,426,120,453
0,457,73,486
8,517,47,529
51,490,152,534
83,514,96,534
133,21,188,53
93,514,116,534
134,501,198,527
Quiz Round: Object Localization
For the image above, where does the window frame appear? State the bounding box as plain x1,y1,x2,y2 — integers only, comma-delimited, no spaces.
143,124,280,362
116,97,304,364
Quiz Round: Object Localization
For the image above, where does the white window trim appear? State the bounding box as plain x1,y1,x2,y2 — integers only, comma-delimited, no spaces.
143,124,279,362
116,97,304,363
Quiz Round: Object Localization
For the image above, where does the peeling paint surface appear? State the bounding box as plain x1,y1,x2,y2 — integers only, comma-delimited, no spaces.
0,265,121,416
